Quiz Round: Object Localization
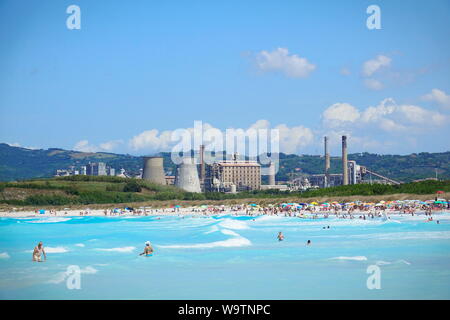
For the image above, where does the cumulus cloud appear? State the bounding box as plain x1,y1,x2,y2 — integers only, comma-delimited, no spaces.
73,139,123,153
275,124,314,154
128,120,315,155
255,47,316,78
129,129,176,152
322,98,447,133
422,89,450,109
362,55,391,77
322,103,360,127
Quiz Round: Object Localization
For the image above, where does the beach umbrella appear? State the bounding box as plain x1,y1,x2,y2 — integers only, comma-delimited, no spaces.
436,191,444,194
310,202,318,205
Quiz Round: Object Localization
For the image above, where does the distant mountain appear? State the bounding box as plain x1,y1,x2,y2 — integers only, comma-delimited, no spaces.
0,143,449,182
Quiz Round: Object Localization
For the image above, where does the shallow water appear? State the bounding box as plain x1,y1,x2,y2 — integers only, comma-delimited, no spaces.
1,213,449,299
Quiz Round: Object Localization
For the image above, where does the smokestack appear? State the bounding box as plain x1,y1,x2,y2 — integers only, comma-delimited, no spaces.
199,144,205,189
342,136,348,185
324,136,330,188
175,158,201,193
142,156,166,185
268,162,276,186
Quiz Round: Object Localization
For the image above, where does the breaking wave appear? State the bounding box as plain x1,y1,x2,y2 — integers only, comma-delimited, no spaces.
159,228,251,249
329,256,368,261
218,219,249,230
96,246,136,253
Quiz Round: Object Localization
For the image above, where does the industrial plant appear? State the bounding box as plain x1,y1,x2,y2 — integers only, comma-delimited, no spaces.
140,136,402,193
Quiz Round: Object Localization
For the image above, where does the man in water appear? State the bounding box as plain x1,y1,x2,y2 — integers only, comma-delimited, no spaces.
277,232,284,241
307,240,311,245
32,241,46,262
140,241,154,256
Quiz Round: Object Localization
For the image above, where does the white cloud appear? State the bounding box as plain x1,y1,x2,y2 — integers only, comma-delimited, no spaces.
322,103,361,126
73,139,123,153
274,124,314,154
129,120,315,154
255,47,316,78
322,98,447,133
364,78,384,90
362,55,391,77
129,129,178,152
422,89,450,109
99,140,123,152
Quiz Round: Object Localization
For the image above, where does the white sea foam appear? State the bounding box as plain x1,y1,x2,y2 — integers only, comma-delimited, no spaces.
75,243,85,247
376,259,411,266
47,271,67,284
329,256,368,261
218,219,249,230
81,266,98,274
159,237,251,249
204,225,219,234
96,246,136,253
221,229,240,237
0,252,10,259
47,265,98,284
364,231,450,241
160,228,251,249
28,218,71,223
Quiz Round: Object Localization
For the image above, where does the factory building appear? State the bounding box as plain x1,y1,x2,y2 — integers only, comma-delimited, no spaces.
205,154,261,192
86,162,107,176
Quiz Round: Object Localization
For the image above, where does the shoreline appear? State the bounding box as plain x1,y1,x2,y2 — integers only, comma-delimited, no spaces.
1,207,449,218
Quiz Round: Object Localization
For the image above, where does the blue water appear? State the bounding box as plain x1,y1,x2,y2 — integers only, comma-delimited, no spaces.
1,213,450,299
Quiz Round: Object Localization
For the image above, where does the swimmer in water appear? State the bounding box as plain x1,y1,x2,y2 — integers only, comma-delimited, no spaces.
32,241,46,262
139,241,154,256
277,232,284,241
306,240,311,245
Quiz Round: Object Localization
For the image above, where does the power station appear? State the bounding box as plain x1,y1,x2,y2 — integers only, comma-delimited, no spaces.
142,156,166,185
175,158,202,193
141,135,401,193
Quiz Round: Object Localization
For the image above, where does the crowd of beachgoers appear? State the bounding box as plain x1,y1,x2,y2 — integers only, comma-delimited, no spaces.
1,198,449,220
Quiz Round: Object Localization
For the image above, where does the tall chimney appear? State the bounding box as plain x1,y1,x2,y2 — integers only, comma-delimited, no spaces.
324,136,330,188
199,144,205,190
342,135,348,185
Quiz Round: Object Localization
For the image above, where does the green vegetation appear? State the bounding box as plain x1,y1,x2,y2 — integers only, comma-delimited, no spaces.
2,143,450,183
1,176,449,207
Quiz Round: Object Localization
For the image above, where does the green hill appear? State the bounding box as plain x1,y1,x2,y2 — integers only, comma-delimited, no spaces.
1,143,449,182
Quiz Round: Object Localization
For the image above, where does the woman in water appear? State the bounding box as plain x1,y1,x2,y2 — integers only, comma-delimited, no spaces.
277,232,284,241
140,241,154,256
32,241,46,262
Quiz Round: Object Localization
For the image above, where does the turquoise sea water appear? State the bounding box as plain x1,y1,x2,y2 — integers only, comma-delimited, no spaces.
0,213,449,299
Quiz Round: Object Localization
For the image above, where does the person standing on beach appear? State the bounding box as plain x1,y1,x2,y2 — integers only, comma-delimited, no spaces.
32,241,46,262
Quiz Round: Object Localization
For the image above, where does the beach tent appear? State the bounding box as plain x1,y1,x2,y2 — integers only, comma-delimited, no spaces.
39,209,45,214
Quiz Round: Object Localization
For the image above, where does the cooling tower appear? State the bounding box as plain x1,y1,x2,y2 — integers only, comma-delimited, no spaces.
142,156,166,185
324,136,330,187
268,162,276,186
175,158,201,193
342,136,348,185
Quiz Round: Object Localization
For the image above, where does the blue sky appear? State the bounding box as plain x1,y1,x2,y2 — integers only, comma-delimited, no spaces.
0,0,449,156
